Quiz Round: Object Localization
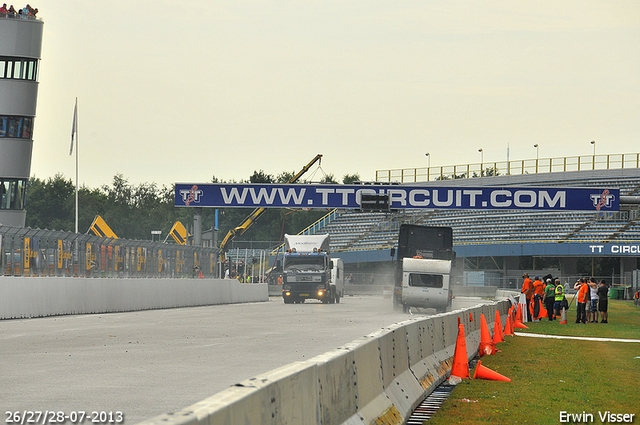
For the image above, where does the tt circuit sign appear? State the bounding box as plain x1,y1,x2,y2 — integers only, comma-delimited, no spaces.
174,184,619,212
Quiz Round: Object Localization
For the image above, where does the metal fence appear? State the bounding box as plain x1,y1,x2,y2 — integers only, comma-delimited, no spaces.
376,153,640,183
0,225,219,278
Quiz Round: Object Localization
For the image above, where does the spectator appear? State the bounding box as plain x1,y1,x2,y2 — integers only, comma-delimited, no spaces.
574,278,590,324
597,280,609,323
1,4,9,15
8,4,17,15
588,277,598,323
532,276,545,321
543,278,555,321
521,273,534,321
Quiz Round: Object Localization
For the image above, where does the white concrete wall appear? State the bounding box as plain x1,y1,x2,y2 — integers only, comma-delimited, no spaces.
0,277,268,319
137,300,510,425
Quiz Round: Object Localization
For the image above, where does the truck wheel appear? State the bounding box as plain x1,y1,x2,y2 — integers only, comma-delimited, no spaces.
335,291,341,304
330,288,336,304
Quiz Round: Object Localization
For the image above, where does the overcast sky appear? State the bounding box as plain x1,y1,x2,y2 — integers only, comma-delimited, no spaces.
30,0,639,189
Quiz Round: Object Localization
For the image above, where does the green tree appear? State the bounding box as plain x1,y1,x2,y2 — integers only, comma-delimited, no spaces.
342,173,360,184
26,174,75,231
249,170,274,183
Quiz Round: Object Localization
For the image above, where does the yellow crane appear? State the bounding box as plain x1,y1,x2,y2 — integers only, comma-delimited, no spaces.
219,154,323,262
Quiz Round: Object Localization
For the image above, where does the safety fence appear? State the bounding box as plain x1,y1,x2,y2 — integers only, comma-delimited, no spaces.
0,225,219,278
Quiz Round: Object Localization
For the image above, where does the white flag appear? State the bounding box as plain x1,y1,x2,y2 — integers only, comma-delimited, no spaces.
69,98,77,155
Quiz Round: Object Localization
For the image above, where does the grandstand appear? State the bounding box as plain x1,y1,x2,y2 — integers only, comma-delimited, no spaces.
315,167,640,252
299,163,640,286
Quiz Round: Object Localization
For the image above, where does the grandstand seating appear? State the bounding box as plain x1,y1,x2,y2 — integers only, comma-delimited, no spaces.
309,169,640,252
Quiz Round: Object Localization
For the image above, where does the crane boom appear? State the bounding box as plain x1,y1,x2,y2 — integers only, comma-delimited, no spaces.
219,154,323,262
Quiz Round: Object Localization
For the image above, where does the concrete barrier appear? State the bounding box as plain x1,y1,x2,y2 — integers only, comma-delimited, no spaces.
137,299,511,425
0,277,268,319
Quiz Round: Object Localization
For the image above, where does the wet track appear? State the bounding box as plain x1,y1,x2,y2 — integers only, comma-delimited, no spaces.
0,295,488,424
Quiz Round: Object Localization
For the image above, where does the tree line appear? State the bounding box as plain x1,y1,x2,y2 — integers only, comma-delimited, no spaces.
25,171,361,247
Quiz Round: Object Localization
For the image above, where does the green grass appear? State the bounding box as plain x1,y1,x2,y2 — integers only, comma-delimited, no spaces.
426,300,640,425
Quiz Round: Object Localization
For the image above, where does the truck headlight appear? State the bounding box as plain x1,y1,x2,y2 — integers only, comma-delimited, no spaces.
318,291,324,297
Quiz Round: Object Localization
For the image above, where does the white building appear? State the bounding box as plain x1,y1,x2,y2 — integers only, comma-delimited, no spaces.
0,12,43,226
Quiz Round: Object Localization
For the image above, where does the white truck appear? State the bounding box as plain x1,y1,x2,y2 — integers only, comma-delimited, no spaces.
392,225,455,313
281,234,342,304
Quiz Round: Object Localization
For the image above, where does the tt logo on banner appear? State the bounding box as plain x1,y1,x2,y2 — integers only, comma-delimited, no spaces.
590,189,615,211
180,185,203,206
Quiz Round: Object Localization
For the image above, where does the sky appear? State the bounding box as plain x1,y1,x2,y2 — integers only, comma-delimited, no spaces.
29,0,640,189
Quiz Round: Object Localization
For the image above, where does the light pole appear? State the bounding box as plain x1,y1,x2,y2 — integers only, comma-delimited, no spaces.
425,153,430,182
478,148,483,176
591,140,596,169
534,144,539,173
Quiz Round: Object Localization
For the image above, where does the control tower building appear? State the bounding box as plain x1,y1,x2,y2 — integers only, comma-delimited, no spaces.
0,14,43,227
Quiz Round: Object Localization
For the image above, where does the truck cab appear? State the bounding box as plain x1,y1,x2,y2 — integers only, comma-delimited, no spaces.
282,234,340,304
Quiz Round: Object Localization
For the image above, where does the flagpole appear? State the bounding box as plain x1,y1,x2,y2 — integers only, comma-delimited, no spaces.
74,97,79,234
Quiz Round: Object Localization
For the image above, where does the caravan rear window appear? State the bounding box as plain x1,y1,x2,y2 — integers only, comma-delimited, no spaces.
409,273,443,288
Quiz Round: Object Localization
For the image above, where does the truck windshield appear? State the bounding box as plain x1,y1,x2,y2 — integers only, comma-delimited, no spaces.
409,273,443,288
284,257,324,271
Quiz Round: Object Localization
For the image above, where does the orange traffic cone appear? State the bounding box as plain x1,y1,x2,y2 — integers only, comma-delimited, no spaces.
478,313,495,356
493,310,505,344
516,304,523,323
514,305,529,329
504,312,515,336
449,323,470,384
473,360,511,382
514,319,529,329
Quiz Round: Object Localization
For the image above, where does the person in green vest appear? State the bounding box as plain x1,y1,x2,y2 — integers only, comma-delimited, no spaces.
553,279,565,320
543,278,556,321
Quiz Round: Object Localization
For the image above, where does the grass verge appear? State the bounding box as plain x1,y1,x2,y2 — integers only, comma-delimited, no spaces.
426,300,640,425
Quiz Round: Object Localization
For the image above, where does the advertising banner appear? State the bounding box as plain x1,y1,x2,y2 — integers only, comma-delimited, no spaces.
175,183,619,212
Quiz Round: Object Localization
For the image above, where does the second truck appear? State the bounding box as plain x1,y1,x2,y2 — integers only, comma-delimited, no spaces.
281,234,344,304
392,224,456,313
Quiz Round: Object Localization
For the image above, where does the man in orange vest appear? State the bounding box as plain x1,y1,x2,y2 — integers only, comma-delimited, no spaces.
532,276,545,321
521,273,534,321
574,278,590,324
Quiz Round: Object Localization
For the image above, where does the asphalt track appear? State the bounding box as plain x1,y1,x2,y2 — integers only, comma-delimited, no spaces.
1,295,488,424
